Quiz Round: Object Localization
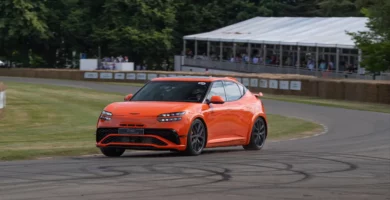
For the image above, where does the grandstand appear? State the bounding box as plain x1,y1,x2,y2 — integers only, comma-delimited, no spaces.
181,17,388,80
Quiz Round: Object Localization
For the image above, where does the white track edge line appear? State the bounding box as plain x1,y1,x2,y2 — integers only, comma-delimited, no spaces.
268,116,329,143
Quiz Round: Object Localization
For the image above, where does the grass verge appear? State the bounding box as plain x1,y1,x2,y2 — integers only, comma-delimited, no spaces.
261,94,390,113
0,82,322,161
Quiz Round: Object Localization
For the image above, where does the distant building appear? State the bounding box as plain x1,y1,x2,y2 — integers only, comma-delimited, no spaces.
180,17,375,79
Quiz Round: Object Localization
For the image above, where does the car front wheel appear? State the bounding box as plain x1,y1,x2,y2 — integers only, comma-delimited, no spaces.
100,147,125,157
184,119,207,156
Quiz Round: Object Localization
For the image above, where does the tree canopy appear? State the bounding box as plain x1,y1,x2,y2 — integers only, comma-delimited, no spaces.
348,0,390,74
0,0,387,71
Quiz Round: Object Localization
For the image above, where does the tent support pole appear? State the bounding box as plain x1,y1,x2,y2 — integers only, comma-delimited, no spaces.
273,45,276,55
233,42,236,60
220,42,223,62
263,44,267,66
336,48,340,73
290,46,293,66
279,45,283,67
183,39,186,56
207,41,210,57
194,40,198,58
358,49,362,75
247,43,251,63
315,46,319,77
322,47,325,59
297,46,300,74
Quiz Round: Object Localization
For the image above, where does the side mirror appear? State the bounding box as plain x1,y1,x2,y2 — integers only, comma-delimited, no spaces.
124,94,133,101
209,95,225,104
254,92,263,98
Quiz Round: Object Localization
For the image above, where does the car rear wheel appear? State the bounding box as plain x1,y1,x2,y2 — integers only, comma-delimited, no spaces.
100,147,125,157
184,119,206,156
243,117,266,150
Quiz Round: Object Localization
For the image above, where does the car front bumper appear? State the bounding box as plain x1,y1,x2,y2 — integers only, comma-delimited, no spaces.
95,116,191,151
95,127,187,151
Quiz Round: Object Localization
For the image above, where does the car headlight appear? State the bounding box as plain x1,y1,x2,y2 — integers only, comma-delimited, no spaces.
100,110,113,121
157,111,186,122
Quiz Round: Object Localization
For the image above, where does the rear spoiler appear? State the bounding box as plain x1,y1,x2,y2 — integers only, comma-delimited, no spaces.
254,92,263,98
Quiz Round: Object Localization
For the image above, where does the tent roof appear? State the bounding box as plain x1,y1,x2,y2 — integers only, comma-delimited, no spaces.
183,17,369,49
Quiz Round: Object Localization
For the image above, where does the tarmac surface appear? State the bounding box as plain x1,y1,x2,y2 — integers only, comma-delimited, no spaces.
1,76,389,200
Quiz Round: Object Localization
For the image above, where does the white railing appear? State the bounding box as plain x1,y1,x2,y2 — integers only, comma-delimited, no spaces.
182,57,390,80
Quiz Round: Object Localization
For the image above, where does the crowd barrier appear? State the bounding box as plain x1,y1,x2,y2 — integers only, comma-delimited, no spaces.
0,68,389,104
0,82,6,118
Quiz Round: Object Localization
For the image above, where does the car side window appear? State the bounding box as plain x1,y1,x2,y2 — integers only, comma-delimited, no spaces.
223,81,242,101
206,81,226,101
237,83,246,96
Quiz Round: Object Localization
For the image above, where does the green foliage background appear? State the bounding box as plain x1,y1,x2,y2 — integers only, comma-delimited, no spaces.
0,0,387,72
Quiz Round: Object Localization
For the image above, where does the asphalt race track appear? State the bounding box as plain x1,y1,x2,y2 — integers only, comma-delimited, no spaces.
1,76,389,200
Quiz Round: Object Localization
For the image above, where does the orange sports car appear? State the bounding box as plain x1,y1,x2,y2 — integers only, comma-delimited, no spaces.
95,76,267,157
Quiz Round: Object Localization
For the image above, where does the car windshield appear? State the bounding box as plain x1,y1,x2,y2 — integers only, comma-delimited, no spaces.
130,81,211,103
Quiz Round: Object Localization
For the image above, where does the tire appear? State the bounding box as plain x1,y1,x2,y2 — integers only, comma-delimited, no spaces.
243,117,267,150
100,147,125,157
184,119,207,156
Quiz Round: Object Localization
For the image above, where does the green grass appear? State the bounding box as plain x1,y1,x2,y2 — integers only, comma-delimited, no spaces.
98,82,390,113
0,82,322,161
266,115,322,140
261,94,390,113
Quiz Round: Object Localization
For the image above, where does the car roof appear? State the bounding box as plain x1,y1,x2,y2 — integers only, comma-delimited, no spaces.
151,76,238,82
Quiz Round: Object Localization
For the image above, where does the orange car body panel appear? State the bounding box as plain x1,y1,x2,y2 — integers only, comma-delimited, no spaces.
95,76,267,151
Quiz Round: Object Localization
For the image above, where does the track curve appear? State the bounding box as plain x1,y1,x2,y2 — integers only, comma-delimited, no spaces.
0,76,389,200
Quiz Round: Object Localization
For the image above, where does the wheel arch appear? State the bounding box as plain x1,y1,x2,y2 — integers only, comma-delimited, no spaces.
259,115,268,138
192,116,208,147
245,114,268,144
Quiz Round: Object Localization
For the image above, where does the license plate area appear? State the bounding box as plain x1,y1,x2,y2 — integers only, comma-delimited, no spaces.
118,128,144,135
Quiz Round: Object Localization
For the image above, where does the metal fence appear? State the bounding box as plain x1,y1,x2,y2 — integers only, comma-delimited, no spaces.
182,58,390,80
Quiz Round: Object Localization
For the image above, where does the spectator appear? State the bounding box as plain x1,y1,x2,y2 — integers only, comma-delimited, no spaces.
328,61,334,70
319,60,327,71
307,59,314,71
242,54,249,63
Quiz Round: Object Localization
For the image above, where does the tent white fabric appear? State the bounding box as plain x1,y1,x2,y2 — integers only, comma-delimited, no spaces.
183,17,369,49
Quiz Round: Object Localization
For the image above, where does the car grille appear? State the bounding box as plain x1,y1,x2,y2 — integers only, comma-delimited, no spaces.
101,136,167,146
96,128,181,145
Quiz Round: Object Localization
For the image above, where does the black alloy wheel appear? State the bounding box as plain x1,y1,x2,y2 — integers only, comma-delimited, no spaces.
184,119,206,156
243,117,266,150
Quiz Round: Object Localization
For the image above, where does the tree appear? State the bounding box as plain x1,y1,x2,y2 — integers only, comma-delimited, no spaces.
89,0,177,68
61,0,105,61
316,0,360,17
348,0,390,75
0,0,368,68
0,0,50,66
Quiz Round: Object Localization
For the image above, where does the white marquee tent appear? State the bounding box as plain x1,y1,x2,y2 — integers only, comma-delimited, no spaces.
183,17,369,49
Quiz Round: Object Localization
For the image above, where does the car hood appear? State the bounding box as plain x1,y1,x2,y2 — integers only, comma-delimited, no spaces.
104,101,200,117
